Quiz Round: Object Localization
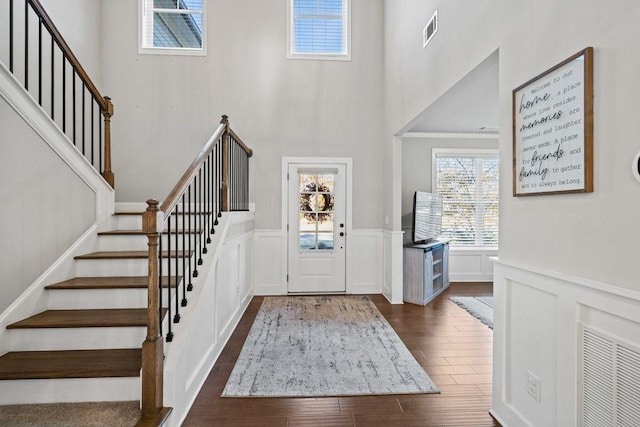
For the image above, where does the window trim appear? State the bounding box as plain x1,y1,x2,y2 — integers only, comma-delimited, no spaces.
286,0,352,61
138,0,207,56
431,148,499,248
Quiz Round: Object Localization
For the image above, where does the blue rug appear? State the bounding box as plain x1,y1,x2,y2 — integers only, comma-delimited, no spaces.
449,296,494,329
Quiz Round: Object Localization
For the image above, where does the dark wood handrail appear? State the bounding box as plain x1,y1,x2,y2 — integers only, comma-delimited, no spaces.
27,0,107,111
159,121,226,217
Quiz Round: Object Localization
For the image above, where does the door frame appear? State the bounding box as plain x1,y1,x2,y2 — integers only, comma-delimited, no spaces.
282,157,353,294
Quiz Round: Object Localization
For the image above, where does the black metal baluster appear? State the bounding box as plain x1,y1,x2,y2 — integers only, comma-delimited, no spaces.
167,216,175,339
197,169,203,265
187,182,194,288
24,0,28,90
207,155,212,238
234,142,238,210
82,84,86,154
91,100,95,167
158,234,173,342
209,151,216,234
158,232,164,338
98,107,102,171
9,0,14,72
62,58,66,132
72,71,76,144
203,157,209,250
191,180,198,278
216,140,221,222
182,194,190,297
174,207,182,317
178,200,187,307
50,37,54,119
38,17,42,105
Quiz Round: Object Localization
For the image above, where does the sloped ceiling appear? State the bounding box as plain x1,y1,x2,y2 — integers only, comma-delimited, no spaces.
408,51,499,134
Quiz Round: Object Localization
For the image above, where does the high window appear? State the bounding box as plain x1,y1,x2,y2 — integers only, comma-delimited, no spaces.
139,0,205,55
432,149,499,247
287,0,351,61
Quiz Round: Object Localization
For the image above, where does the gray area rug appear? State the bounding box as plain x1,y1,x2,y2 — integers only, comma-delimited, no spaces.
449,296,494,329
222,295,439,397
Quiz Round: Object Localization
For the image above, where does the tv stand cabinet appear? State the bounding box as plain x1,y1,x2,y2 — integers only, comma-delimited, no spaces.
403,240,450,305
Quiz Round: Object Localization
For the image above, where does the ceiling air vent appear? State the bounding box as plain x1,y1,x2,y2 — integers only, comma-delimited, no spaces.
423,10,438,48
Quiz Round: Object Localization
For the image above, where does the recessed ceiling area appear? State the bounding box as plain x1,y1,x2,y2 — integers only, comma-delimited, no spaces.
406,50,499,134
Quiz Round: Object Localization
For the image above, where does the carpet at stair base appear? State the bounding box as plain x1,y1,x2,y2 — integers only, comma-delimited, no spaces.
222,295,439,397
449,296,494,329
0,401,140,427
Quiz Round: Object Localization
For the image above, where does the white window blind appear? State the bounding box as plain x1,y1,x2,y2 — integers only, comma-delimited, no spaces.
433,150,499,247
140,0,205,55
288,0,350,60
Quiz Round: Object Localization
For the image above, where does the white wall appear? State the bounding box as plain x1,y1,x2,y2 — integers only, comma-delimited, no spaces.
0,96,95,315
100,0,385,231
39,0,104,88
384,0,640,425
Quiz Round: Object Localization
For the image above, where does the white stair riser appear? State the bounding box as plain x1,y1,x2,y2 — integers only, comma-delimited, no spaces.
75,257,200,277
0,377,140,404
98,233,209,252
114,215,142,230
7,327,147,351
114,213,219,231
47,288,183,309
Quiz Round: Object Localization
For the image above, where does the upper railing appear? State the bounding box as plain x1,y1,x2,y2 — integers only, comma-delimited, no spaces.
2,0,115,187
140,115,252,421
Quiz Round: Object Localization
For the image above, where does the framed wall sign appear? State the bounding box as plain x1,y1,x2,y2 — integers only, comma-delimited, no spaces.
513,47,594,196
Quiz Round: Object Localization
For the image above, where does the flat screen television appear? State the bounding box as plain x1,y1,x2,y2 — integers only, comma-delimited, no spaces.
412,191,443,243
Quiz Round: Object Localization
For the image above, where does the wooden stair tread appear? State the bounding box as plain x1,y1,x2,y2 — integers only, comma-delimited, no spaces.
0,349,141,380
98,229,200,236
45,276,180,290
74,251,191,260
7,309,166,329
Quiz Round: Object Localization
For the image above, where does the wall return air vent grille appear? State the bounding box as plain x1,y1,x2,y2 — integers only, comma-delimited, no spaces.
580,325,640,427
423,10,438,48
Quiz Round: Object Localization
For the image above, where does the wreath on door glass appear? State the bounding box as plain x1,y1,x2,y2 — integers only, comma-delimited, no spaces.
300,182,334,223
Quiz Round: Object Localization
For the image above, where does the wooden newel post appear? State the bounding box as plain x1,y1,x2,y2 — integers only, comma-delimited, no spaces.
221,115,229,212
141,199,164,419
102,96,115,188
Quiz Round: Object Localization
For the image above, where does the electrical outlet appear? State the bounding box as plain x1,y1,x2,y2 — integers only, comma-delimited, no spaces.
526,370,541,402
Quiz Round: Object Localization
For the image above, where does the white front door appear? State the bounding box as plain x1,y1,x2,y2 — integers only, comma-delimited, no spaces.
287,163,346,293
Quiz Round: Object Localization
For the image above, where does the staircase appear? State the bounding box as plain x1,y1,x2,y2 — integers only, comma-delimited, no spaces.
0,211,188,407
1,2,253,423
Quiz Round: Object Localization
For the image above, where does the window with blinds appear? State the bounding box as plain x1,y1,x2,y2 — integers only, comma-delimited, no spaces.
432,150,499,247
287,0,351,60
139,0,205,55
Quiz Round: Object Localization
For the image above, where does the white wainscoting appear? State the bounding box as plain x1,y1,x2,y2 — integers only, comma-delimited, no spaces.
164,212,255,427
349,230,384,294
253,229,385,296
492,260,640,427
449,248,497,282
382,230,404,304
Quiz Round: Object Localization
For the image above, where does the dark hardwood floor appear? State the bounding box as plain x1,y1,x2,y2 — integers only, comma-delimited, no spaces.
183,283,500,426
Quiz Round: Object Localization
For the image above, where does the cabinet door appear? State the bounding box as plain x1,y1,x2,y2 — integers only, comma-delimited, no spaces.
423,251,434,300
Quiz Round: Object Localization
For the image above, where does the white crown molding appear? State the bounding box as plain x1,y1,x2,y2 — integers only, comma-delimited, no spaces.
402,132,499,139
